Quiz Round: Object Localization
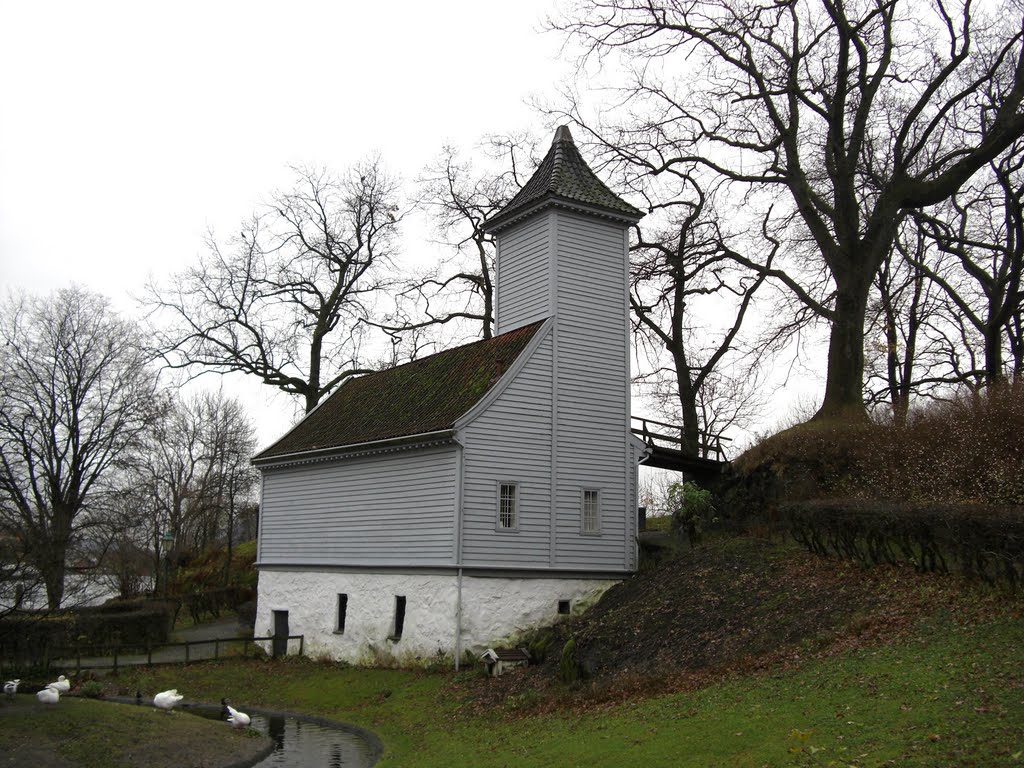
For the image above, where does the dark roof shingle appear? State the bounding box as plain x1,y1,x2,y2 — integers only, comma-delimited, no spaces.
253,321,544,462
483,125,643,233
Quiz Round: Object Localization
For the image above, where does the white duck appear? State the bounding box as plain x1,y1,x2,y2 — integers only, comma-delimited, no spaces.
3,679,20,698
153,689,184,712
223,699,251,729
50,675,70,694
36,685,59,705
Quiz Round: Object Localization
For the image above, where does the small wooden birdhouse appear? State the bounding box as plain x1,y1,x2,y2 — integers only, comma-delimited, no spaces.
479,647,531,677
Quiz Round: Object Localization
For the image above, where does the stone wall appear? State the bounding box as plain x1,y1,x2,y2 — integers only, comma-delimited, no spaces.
255,569,617,665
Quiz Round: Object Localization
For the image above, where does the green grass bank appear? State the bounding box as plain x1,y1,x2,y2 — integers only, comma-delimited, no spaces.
9,535,1016,768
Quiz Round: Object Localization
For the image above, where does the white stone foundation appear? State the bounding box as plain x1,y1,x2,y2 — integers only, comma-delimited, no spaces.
255,569,618,666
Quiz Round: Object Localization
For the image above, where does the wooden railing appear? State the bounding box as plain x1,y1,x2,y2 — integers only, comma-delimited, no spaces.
631,416,730,462
1,633,305,675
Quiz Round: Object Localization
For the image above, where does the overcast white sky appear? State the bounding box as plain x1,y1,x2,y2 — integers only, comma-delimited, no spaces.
0,0,824,452
0,0,582,445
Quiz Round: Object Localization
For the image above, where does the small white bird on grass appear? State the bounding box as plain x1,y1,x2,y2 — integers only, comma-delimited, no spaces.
153,689,184,712
3,679,20,698
50,675,70,694
222,699,251,729
36,685,59,705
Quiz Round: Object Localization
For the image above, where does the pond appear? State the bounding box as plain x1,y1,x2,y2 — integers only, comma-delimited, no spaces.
168,702,382,767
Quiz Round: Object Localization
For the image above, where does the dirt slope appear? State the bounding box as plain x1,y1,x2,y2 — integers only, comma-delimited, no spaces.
457,535,982,714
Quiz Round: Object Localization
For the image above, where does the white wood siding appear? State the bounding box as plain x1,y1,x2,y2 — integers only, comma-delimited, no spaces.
460,332,554,567
259,445,458,566
495,213,551,334
462,210,636,574
553,212,631,569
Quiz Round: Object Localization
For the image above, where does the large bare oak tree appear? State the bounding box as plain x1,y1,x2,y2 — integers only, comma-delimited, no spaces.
554,0,1024,419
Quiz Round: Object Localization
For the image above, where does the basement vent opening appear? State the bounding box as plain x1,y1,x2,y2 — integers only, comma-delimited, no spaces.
389,595,407,641
335,593,348,634
557,599,571,615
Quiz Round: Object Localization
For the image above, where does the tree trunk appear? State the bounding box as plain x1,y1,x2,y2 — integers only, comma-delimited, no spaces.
39,539,67,610
818,275,871,420
43,564,65,610
984,323,1005,384
673,349,701,458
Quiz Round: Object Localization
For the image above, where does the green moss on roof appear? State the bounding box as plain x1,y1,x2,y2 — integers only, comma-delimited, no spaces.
253,321,544,462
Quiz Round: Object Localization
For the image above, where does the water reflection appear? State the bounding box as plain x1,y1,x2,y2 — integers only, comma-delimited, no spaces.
190,707,377,767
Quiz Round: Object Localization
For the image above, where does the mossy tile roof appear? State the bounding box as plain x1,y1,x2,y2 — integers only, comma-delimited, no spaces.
253,321,544,462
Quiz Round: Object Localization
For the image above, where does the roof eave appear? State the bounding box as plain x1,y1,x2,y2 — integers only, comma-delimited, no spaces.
482,195,643,235
251,377,355,462
252,429,457,469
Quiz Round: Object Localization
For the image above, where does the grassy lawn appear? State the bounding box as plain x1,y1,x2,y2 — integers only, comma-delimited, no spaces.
92,609,1024,767
0,696,270,768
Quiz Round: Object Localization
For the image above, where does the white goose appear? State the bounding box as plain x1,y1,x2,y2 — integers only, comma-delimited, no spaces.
50,675,70,694
223,700,251,729
3,679,20,698
153,689,184,712
36,685,60,705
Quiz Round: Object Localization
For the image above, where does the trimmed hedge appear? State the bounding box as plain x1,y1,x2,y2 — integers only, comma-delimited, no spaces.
0,598,178,666
784,499,1024,589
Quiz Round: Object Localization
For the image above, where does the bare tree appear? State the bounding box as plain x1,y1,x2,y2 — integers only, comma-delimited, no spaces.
0,530,45,616
863,220,959,421
912,146,1024,384
91,483,154,600
134,388,256,587
383,135,540,346
630,177,771,456
0,288,159,609
145,161,403,414
553,0,1024,420
200,390,258,584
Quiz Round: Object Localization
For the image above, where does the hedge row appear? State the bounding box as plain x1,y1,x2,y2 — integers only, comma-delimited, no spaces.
0,598,178,665
783,500,1024,589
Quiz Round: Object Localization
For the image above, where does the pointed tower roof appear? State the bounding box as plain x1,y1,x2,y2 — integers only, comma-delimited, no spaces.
482,125,643,234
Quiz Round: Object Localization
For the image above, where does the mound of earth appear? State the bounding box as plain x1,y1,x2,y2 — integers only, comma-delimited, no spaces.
456,535,974,714
573,537,880,678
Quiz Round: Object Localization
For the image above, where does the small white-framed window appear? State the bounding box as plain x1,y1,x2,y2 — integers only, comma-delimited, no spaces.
497,482,519,531
581,488,600,534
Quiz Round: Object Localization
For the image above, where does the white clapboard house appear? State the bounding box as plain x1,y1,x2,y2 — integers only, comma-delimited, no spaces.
252,126,648,664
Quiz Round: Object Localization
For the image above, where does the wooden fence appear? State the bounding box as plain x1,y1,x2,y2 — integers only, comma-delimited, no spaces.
0,633,305,676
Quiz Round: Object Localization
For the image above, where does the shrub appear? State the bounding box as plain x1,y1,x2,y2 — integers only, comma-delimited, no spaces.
80,681,103,698
0,598,177,666
668,481,717,545
728,382,1024,511
181,586,255,625
235,599,257,632
559,637,580,684
783,499,1024,589
171,540,259,624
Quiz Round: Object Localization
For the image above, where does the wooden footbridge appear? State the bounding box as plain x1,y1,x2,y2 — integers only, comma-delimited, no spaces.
630,416,730,486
